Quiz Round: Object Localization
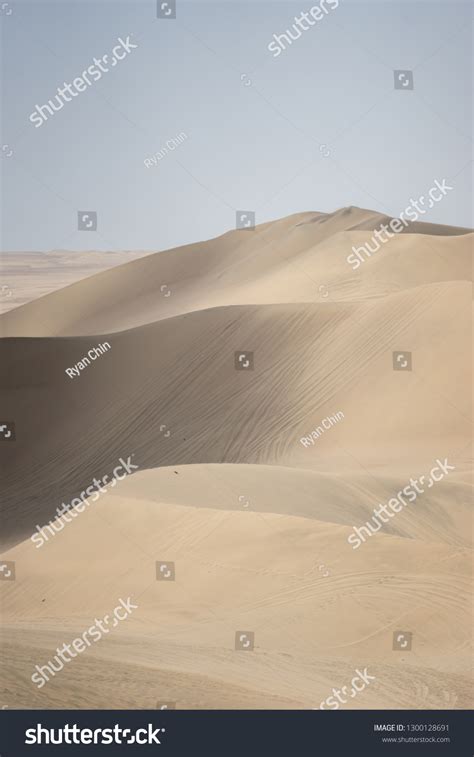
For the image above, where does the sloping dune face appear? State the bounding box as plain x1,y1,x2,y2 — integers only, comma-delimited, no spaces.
1,206,471,338
0,207,472,710
0,250,154,316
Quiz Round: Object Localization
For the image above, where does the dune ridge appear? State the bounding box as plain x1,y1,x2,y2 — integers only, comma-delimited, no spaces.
1,206,471,338
0,207,472,710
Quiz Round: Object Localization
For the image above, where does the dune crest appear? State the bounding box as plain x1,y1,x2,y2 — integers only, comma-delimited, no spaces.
0,207,472,710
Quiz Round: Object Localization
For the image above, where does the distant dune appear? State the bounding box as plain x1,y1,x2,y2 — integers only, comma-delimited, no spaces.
0,250,154,316
0,207,472,710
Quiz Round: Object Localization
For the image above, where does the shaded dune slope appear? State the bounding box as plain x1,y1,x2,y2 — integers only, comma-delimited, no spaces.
0,207,472,710
1,281,471,547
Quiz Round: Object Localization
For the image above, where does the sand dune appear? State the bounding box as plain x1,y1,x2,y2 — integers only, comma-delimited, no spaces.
1,487,471,709
1,285,470,546
1,207,471,338
0,207,472,710
0,250,153,316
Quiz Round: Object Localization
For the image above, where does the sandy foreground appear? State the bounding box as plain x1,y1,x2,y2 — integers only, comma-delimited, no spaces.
0,207,472,709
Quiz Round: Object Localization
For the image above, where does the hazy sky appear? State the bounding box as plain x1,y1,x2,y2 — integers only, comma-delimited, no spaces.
1,0,472,252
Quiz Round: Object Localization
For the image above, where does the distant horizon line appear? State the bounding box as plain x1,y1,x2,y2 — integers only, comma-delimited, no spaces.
1,205,473,255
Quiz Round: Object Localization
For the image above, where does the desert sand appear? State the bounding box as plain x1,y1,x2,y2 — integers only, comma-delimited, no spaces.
0,250,153,316
0,207,472,710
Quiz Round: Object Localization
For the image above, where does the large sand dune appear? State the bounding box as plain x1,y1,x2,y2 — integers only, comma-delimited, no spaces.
1,207,471,338
0,207,472,710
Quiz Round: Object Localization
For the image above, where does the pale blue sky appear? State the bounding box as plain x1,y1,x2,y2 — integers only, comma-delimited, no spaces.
1,0,472,252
